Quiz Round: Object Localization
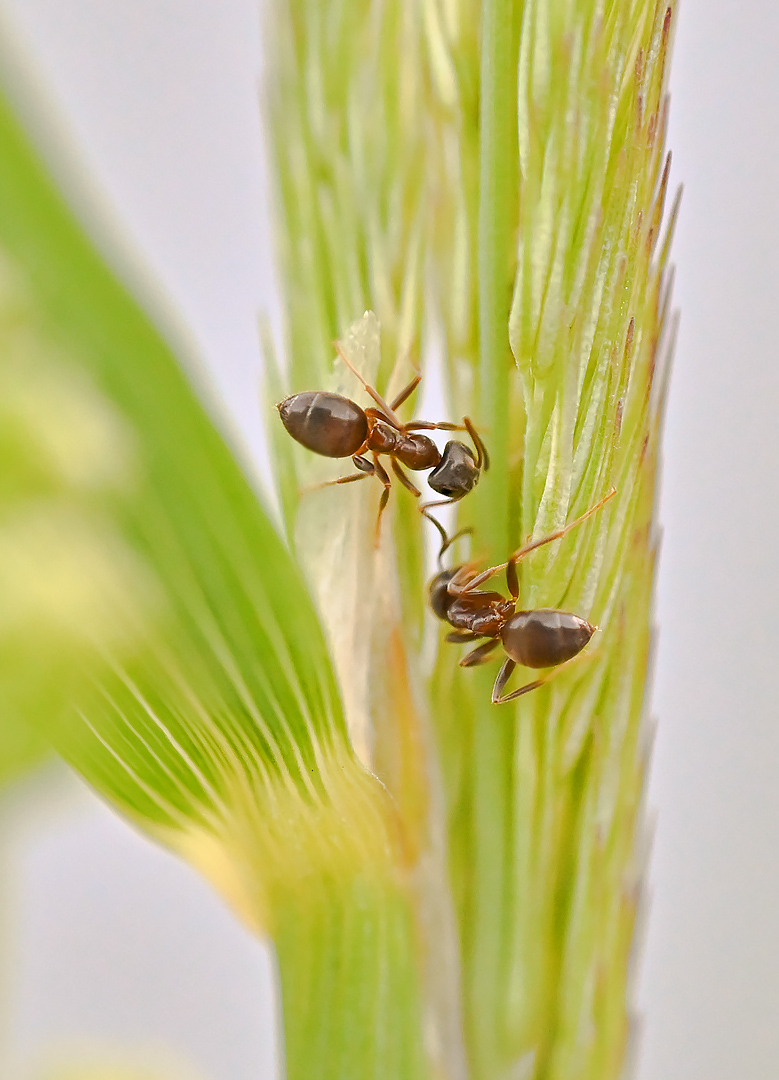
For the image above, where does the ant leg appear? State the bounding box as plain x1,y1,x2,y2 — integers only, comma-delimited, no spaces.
402,417,489,471
364,406,403,433
506,558,519,601
500,486,617,576
459,487,617,595
491,650,595,705
390,374,422,411
301,455,374,493
445,630,484,644
408,419,490,472
506,487,617,566
391,459,422,498
463,417,490,471
460,639,501,667
405,420,454,430
334,341,402,428
446,560,483,593
488,656,514,699
405,420,466,433
372,455,393,543
307,471,370,490
353,454,375,473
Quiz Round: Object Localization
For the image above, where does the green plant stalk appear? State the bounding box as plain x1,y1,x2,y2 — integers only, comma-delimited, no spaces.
0,80,432,1078
267,0,678,1076
428,3,678,1077
273,873,426,1079
464,1,524,1072
477,0,521,557
265,3,473,1073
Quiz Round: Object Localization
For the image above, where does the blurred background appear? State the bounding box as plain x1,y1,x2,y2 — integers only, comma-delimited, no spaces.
0,1,776,1078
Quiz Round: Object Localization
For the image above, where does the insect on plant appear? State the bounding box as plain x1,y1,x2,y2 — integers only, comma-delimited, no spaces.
429,489,617,703
277,342,489,533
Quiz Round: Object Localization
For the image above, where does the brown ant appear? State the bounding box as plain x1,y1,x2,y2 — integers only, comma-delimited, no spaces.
428,489,617,704
276,343,489,532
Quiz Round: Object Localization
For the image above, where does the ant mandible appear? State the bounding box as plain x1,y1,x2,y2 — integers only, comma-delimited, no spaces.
428,489,617,704
277,342,489,532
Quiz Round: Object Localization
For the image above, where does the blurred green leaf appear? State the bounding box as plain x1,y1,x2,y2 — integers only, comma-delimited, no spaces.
0,70,428,1079
0,712,48,788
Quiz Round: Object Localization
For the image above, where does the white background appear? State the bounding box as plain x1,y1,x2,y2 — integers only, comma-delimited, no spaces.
0,2,777,1078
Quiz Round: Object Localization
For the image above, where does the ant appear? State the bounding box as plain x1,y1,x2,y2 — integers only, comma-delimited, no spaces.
277,343,489,532
428,489,617,704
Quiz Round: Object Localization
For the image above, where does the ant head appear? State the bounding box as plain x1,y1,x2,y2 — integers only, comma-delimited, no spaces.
427,441,480,500
428,567,460,621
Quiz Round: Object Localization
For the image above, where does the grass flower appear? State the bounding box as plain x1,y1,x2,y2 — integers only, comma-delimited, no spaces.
0,1,677,1077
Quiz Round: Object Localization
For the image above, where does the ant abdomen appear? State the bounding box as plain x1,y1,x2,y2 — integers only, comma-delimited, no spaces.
277,392,368,457
501,610,595,669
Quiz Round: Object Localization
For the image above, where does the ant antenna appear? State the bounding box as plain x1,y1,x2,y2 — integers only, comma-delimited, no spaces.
424,512,473,567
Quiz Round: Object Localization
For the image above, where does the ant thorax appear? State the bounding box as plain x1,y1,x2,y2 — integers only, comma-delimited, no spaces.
367,420,441,470
447,593,514,637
